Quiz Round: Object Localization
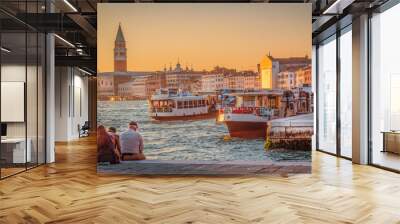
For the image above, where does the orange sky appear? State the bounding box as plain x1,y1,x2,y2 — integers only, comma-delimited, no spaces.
97,3,311,72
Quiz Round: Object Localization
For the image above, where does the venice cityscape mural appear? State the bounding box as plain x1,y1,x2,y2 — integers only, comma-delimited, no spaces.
97,3,313,175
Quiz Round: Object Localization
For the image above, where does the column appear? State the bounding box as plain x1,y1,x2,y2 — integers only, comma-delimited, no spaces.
352,14,369,164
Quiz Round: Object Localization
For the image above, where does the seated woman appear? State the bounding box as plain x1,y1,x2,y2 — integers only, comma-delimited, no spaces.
97,125,120,164
108,127,121,156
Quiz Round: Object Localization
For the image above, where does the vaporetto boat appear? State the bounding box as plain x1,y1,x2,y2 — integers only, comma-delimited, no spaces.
218,88,313,139
149,89,217,121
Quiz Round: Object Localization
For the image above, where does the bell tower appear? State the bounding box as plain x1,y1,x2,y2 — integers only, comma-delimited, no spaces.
114,23,127,72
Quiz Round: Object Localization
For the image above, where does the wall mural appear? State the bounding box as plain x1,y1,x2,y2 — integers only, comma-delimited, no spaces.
97,3,313,175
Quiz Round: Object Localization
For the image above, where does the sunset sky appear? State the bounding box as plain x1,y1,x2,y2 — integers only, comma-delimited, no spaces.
97,4,311,72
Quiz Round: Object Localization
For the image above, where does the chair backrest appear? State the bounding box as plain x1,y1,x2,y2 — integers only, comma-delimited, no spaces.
82,121,90,129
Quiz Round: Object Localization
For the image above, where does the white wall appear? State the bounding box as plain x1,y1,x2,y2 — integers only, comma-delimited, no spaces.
1,63,47,164
55,67,89,141
1,65,26,139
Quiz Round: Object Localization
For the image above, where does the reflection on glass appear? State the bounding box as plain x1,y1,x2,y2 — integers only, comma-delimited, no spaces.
340,29,352,158
371,3,400,171
0,1,47,179
318,36,337,154
38,33,46,165
1,32,27,177
27,32,39,169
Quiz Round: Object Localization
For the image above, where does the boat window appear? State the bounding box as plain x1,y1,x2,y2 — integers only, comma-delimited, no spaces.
178,101,183,109
184,101,188,108
152,100,159,107
270,98,277,108
169,100,176,108
194,100,198,107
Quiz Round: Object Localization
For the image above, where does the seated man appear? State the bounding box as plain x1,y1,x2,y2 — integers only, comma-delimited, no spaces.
120,121,146,160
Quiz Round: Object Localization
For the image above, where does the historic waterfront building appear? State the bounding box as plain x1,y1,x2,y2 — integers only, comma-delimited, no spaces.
277,70,297,90
117,76,148,99
295,65,312,88
259,54,310,89
114,24,127,72
201,73,224,92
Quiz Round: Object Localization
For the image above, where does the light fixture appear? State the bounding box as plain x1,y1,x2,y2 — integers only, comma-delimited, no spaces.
54,34,75,48
1,47,11,53
78,67,93,76
63,0,78,12
322,0,355,15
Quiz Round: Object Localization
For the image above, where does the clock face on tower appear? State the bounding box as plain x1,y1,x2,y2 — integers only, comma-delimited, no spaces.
114,24,127,72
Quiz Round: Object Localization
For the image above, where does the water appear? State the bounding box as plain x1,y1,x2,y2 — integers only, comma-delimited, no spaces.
98,100,311,162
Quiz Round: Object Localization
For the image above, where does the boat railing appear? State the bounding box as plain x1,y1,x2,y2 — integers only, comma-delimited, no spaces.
221,107,277,116
151,107,173,113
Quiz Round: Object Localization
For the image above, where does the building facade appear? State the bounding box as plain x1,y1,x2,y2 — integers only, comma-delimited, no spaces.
146,73,167,96
117,76,147,99
295,65,312,87
259,54,310,89
201,73,224,92
97,73,115,98
277,70,297,90
259,55,274,89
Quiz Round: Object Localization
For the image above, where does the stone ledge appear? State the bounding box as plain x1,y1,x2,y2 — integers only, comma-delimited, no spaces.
97,160,311,176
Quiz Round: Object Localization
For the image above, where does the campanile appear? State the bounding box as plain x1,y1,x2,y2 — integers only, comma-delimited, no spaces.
114,23,127,72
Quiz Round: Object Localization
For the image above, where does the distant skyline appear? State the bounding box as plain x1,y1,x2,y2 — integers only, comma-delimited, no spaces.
98,3,311,72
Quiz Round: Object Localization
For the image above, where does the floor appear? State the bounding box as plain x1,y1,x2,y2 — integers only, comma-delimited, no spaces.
372,150,400,171
0,167,26,178
0,137,399,223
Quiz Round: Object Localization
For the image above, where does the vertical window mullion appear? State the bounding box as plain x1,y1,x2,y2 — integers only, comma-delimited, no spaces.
25,0,28,171
336,29,341,157
36,27,39,167
0,23,2,179
316,44,320,150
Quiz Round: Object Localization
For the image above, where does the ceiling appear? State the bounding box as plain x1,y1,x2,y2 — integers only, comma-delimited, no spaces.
0,0,389,74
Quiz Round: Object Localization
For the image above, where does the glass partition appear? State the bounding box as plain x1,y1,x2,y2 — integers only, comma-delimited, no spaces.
370,3,400,171
27,31,38,169
38,33,46,165
0,3,46,179
317,35,337,154
339,27,352,158
1,31,28,177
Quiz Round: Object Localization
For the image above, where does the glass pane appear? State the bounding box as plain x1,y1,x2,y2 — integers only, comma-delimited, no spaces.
340,29,352,158
317,36,337,154
27,31,38,169
371,4,400,171
38,33,46,165
1,31,27,177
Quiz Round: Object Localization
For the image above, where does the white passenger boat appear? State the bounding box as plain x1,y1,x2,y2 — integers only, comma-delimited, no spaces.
149,89,217,121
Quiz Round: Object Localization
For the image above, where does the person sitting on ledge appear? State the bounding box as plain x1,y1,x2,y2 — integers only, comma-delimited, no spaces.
97,125,120,164
108,127,121,156
120,121,146,161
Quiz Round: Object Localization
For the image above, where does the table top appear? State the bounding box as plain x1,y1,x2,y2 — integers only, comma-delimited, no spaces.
381,131,400,134
1,138,29,143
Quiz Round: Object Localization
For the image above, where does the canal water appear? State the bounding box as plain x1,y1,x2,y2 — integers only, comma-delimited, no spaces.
98,100,311,162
